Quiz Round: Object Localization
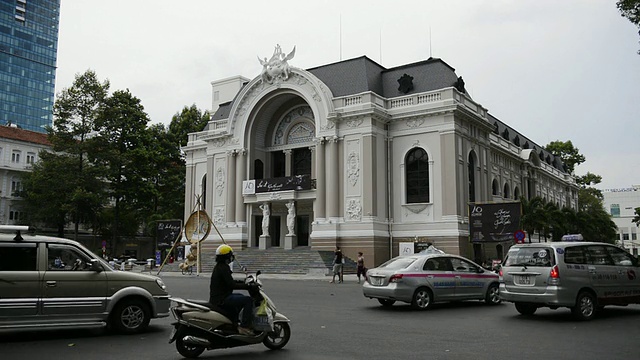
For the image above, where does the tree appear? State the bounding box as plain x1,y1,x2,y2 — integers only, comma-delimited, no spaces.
545,140,585,174
92,89,154,243
49,69,110,239
617,0,640,54
520,196,545,242
143,105,210,236
633,207,640,227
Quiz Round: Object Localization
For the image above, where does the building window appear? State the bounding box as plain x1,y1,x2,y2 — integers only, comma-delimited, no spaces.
11,179,21,194
26,152,35,164
292,148,311,176
622,233,629,241
503,183,510,199
405,148,429,203
11,150,21,163
492,179,500,195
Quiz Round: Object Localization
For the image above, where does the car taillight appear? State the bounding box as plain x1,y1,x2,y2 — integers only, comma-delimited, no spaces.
389,274,403,283
550,265,560,279
499,269,503,277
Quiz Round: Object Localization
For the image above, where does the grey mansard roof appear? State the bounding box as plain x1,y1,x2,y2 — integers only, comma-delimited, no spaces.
307,56,460,98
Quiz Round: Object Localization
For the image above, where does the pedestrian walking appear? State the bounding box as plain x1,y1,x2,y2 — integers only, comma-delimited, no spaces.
356,251,367,284
330,246,343,283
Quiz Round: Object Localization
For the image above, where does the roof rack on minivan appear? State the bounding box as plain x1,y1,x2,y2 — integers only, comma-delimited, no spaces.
0,225,30,241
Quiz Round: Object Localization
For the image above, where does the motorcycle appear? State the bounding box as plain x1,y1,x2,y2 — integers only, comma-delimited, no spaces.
168,270,291,358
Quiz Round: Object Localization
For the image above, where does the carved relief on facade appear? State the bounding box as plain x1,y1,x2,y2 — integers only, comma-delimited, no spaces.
347,151,360,186
346,198,362,221
213,208,225,226
212,138,226,148
215,167,225,196
346,117,364,128
406,118,424,128
274,106,315,145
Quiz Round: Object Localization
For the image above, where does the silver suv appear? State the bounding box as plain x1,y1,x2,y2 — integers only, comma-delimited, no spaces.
499,241,640,320
0,226,171,333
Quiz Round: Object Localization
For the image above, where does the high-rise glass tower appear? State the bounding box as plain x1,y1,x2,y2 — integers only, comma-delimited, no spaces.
0,0,60,133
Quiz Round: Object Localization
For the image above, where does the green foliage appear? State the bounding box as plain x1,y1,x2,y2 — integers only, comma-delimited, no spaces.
617,0,640,54
92,89,154,239
633,207,640,227
23,69,209,246
544,140,585,174
519,195,617,244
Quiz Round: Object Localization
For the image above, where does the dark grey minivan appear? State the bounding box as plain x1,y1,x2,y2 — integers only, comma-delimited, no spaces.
499,242,640,320
0,226,170,333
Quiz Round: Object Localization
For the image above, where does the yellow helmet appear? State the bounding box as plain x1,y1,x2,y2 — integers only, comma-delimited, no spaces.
216,244,233,256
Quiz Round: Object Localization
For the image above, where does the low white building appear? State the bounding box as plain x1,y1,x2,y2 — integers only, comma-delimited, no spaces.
0,125,51,224
602,185,640,255
183,46,578,266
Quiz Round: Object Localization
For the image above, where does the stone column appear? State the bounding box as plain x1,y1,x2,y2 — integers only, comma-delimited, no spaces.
309,145,316,179
235,149,246,224
314,138,326,220
326,136,339,219
284,149,292,177
226,150,237,224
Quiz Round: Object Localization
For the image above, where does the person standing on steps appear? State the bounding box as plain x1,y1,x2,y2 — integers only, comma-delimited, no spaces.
330,246,343,283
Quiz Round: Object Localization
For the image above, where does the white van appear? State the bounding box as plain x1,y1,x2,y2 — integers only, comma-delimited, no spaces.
499,242,640,320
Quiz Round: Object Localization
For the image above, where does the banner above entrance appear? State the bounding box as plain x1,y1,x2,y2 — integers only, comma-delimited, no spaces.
243,175,311,195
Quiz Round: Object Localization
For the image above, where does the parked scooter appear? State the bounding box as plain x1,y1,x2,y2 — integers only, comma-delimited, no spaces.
168,270,291,358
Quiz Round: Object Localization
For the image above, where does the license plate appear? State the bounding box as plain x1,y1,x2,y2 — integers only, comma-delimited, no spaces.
517,275,531,285
369,277,383,286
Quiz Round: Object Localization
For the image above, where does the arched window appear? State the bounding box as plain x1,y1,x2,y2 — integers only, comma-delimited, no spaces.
406,148,429,203
514,186,520,200
201,174,207,208
492,179,500,195
503,183,510,199
468,151,476,203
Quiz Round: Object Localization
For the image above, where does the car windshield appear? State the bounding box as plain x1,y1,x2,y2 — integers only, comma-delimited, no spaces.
378,256,418,270
504,247,555,267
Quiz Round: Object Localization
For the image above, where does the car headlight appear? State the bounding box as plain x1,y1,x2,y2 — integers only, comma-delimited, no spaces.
155,278,167,291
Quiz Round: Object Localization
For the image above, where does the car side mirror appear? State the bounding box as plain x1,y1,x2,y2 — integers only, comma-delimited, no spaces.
89,259,103,272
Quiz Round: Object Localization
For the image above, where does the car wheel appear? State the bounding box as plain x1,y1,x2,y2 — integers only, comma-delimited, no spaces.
514,302,537,316
572,291,597,321
110,299,151,334
176,334,206,358
484,284,501,305
378,299,396,307
411,287,432,310
263,322,291,350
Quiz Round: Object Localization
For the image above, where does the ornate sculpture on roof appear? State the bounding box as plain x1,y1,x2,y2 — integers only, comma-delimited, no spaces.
258,44,296,84
454,76,466,93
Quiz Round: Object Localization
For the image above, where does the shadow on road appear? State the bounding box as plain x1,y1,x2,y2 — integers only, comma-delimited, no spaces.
361,299,503,313
0,324,167,343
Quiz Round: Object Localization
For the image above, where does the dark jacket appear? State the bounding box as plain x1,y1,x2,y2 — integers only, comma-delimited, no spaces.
209,262,248,305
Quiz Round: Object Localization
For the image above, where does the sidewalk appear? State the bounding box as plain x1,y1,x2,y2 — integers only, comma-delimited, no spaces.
133,266,361,282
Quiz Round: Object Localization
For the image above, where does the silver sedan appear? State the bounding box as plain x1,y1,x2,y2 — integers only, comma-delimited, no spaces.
363,253,501,310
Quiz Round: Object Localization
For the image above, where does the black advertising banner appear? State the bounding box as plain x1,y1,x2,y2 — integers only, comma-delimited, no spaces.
469,202,521,242
256,174,311,193
156,220,182,249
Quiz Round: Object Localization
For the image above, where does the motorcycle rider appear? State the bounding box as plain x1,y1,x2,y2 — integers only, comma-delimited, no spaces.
209,244,254,336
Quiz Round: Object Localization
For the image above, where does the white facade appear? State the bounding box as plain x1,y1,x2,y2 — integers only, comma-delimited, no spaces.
0,125,50,224
184,48,578,266
602,185,640,255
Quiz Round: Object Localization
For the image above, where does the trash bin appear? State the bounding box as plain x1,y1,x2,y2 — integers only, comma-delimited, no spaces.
146,258,155,269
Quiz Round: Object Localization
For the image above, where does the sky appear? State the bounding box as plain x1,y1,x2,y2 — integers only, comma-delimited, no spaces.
55,0,640,191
